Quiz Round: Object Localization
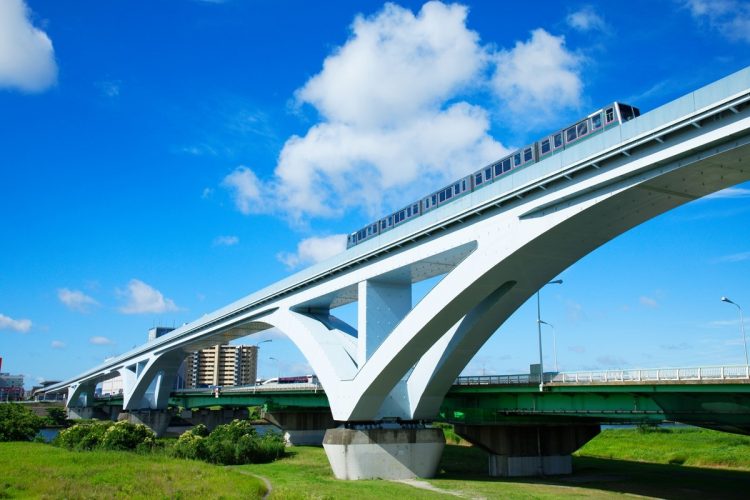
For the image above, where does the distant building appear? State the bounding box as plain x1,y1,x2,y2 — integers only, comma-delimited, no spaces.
185,344,258,388
0,372,24,401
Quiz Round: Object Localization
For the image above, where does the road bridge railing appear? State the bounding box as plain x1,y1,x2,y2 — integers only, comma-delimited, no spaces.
454,364,750,386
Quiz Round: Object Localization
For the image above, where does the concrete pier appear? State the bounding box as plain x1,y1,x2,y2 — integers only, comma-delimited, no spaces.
323,425,445,480
454,423,600,477
264,409,335,446
118,409,173,437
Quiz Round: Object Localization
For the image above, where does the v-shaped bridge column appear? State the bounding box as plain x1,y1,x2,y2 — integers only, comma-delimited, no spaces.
357,278,411,367
121,351,185,411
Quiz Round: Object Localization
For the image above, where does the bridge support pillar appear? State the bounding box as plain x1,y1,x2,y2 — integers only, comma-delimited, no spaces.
118,409,173,437
263,409,335,446
67,406,97,420
454,423,600,477
323,425,445,480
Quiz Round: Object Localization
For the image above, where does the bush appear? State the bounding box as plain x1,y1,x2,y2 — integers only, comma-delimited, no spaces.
55,421,113,450
0,403,46,442
55,420,155,452
100,421,155,451
46,407,69,427
171,427,208,461
171,419,285,465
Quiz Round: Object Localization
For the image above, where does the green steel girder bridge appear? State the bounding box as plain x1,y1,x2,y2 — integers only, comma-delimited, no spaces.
93,364,750,435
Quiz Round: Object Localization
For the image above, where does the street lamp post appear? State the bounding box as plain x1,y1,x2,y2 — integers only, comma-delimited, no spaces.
252,340,272,386
539,320,558,372
721,296,748,366
537,279,563,391
269,356,280,379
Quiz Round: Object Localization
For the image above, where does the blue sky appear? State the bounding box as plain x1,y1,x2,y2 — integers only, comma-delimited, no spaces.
1,0,749,387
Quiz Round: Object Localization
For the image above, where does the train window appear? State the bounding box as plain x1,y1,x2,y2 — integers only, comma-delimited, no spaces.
620,104,635,122
380,220,386,230
439,191,446,202
388,215,393,226
494,163,502,176
484,167,492,181
413,204,419,214
524,148,532,162
406,206,411,217
453,183,460,194
605,107,614,123
541,139,551,154
566,126,577,142
502,158,511,172
462,179,466,191
445,188,453,200
553,133,563,148
432,194,437,205
577,121,588,137
592,113,602,129
475,173,483,185
514,153,521,166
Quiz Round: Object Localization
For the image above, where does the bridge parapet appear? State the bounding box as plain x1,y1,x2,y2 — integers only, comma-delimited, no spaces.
454,364,750,387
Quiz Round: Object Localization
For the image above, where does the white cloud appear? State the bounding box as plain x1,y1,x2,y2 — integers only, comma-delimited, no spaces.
90,336,114,345
713,251,750,263
683,0,750,43
596,355,628,367
222,1,507,222
117,279,179,314
491,29,583,125
57,288,99,312
213,235,239,247
566,6,607,32
277,234,348,269
0,0,57,92
51,340,65,349
0,313,32,333
639,296,659,308
95,79,121,98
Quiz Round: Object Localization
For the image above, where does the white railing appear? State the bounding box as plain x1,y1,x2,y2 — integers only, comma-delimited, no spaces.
454,365,750,386
173,382,324,395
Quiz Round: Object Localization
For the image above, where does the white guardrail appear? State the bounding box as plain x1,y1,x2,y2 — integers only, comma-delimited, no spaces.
454,365,750,386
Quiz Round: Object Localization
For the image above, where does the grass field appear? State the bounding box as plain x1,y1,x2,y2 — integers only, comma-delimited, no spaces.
3,427,750,499
576,427,750,469
0,442,265,499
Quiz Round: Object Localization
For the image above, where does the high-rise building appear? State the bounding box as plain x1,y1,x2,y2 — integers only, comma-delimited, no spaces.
185,344,258,388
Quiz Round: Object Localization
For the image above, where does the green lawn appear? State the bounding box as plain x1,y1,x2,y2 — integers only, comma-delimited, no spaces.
576,427,750,469
3,427,750,499
0,442,265,499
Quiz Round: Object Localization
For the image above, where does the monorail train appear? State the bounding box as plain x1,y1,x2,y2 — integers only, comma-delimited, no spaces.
346,102,641,249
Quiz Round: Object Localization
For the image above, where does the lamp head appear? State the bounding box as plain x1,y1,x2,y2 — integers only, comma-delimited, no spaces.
721,296,735,305
548,279,563,285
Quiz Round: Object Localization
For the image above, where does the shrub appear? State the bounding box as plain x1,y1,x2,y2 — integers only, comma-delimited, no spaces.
100,421,155,451
0,403,46,442
55,420,155,452
171,419,285,465
46,407,69,427
55,421,113,450
171,427,208,461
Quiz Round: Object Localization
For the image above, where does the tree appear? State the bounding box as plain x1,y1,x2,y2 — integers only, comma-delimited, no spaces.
0,403,45,441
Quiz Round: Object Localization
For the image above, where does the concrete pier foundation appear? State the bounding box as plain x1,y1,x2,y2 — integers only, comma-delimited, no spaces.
454,423,600,477
67,406,117,421
263,409,335,445
118,409,173,437
323,425,445,480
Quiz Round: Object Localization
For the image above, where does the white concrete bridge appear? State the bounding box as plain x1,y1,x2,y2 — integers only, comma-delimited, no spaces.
46,67,750,478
